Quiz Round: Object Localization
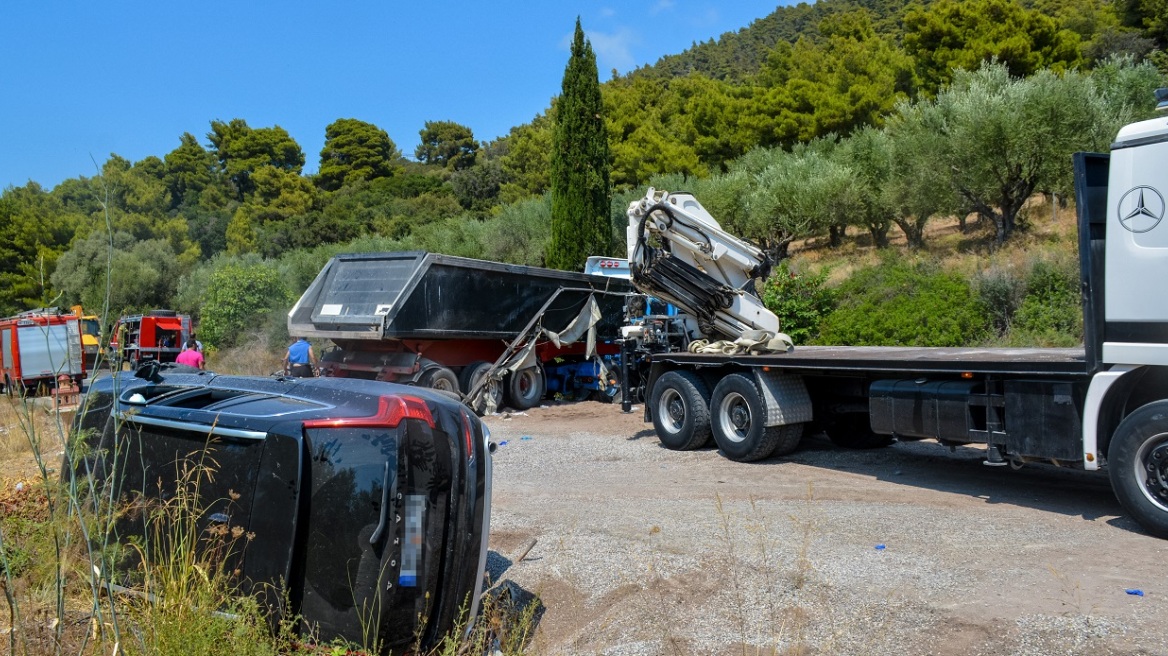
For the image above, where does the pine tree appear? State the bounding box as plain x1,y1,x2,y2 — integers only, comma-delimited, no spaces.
548,18,613,271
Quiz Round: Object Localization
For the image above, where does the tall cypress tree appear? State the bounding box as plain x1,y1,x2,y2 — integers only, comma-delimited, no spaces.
548,18,613,271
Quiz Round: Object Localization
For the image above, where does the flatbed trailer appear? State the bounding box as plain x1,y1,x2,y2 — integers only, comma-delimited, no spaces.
630,113,1168,538
653,345,1088,375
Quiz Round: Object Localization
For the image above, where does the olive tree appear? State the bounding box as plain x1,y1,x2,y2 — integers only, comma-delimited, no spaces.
896,61,1121,244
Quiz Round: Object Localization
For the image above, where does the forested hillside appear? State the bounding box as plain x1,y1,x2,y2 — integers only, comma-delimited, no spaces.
1,0,1165,350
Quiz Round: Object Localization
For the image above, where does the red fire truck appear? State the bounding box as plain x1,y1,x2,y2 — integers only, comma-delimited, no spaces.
0,308,87,395
108,310,191,370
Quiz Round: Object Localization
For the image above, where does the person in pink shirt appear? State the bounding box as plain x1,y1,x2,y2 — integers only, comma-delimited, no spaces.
175,339,205,370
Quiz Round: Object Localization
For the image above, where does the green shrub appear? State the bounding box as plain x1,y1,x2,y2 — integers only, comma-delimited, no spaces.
199,263,291,349
760,261,837,345
975,266,1026,338
816,258,990,346
1007,258,1083,346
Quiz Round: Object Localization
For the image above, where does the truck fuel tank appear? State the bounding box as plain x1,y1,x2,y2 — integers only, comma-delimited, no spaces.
869,379,981,442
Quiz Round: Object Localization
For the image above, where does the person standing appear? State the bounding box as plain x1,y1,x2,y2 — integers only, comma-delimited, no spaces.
284,337,316,377
183,333,204,352
175,339,205,370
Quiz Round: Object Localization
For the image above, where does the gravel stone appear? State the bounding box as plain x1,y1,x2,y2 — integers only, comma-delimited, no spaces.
483,401,1168,655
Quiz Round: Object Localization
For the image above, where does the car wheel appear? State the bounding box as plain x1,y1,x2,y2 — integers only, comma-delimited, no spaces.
507,366,545,411
710,373,779,462
651,370,712,450
419,366,460,395
1108,401,1168,538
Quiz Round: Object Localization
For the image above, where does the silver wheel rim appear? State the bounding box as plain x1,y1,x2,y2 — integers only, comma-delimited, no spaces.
717,392,752,444
430,374,456,393
658,388,685,434
1134,431,1168,513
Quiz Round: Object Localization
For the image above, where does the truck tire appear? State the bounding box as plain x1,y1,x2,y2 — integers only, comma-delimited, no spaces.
1108,401,1168,538
710,373,779,462
769,423,804,457
825,414,894,449
419,367,460,395
507,366,545,411
461,361,503,415
651,370,712,450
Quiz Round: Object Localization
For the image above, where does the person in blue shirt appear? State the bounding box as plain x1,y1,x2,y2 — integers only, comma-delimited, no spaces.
284,337,316,377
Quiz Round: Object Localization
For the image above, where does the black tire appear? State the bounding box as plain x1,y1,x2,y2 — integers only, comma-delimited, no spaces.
461,361,503,415
825,414,894,449
710,373,779,462
650,370,712,450
507,366,545,411
419,366,460,395
769,423,805,457
1108,401,1168,538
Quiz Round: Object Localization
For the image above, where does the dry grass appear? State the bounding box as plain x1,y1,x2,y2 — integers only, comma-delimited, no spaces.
204,332,287,377
0,398,68,466
787,196,1080,285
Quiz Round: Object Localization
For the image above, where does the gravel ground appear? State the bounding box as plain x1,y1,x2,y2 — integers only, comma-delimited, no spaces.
481,401,1168,656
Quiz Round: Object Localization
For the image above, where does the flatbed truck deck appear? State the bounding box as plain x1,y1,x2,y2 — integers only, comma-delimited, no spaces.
651,346,1089,376
621,107,1168,539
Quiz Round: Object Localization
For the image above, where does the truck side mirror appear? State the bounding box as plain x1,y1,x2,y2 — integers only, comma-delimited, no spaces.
1156,88,1168,113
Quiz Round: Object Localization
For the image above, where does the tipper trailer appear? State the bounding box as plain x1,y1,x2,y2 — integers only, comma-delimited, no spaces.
623,102,1168,538
289,251,632,411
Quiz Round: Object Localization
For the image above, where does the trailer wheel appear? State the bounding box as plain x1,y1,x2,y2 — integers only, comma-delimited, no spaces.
651,370,712,450
508,366,545,411
461,362,503,415
419,366,461,395
825,414,894,449
1108,401,1168,538
711,373,779,462
769,423,804,457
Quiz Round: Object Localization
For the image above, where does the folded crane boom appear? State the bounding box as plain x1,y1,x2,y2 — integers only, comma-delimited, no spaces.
625,188,782,342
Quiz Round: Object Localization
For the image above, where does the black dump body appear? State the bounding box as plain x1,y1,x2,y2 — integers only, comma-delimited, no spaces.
288,251,632,342
70,368,491,651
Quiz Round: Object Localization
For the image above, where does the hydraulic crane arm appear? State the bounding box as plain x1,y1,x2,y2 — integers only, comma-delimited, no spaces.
625,188,782,341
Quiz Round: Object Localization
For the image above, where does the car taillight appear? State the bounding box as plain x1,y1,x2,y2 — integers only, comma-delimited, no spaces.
461,411,475,463
304,395,435,429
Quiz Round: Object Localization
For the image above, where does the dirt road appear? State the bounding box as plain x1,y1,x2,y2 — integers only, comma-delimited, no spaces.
482,401,1168,656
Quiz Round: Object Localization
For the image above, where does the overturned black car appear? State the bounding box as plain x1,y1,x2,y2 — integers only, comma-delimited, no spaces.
71,368,492,651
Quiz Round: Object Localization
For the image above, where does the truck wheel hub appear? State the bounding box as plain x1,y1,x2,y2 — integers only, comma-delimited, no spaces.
730,406,749,429
1144,442,1168,502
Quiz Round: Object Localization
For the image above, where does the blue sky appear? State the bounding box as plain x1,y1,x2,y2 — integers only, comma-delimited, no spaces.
0,1,787,191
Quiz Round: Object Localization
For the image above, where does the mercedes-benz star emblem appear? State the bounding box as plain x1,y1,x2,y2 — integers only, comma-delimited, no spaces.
1117,185,1166,233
